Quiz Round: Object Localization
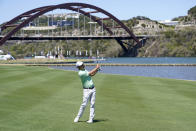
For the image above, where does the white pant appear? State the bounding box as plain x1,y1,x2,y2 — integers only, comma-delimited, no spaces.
76,88,96,120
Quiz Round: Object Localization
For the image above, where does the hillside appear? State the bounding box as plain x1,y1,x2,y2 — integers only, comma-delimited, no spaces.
123,16,172,35
172,5,196,25
137,29,196,57
138,5,196,57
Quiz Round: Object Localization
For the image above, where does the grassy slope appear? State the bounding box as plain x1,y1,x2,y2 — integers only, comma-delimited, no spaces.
0,66,196,131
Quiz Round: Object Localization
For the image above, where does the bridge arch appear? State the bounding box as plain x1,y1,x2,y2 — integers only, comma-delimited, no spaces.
0,3,140,52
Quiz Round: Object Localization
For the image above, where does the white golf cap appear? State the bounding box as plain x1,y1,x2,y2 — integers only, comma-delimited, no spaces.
76,61,84,67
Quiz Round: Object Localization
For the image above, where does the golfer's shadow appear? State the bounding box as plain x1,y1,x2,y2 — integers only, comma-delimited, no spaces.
79,119,108,123
93,119,108,123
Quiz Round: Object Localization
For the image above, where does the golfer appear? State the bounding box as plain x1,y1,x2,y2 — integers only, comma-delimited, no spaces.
74,61,100,123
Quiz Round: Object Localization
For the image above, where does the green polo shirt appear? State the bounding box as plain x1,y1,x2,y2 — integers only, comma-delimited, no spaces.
78,69,94,89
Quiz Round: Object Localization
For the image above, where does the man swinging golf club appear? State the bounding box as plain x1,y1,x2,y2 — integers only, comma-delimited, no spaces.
74,61,100,123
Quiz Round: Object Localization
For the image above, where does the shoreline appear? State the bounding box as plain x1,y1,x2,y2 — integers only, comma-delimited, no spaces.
0,63,196,66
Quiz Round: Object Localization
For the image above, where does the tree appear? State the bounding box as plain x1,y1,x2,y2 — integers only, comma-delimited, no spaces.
188,5,196,18
141,24,146,28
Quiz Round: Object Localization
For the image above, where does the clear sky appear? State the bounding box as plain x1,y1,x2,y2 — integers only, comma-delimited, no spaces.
0,0,195,24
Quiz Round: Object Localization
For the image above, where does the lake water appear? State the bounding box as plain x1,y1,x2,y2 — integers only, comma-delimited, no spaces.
99,57,196,64
51,57,196,81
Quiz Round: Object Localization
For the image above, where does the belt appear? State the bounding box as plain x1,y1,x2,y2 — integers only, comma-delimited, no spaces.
84,86,94,89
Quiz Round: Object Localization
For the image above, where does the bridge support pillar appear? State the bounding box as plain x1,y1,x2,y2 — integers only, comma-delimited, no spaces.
115,38,128,54
122,38,147,57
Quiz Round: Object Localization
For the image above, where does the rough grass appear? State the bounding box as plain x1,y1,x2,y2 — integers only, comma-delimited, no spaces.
0,66,196,131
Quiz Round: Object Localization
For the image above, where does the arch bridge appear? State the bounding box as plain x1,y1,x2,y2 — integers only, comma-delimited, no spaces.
0,3,146,55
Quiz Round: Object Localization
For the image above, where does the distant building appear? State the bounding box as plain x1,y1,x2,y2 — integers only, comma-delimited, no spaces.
65,13,80,19
22,26,57,31
159,20,179,26
44,13,80,19
48,20,74,26
133,19,165,35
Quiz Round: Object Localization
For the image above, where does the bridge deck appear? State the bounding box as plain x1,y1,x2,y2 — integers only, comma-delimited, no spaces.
0,35,152,41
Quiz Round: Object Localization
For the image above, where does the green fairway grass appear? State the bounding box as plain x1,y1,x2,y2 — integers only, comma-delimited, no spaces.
0,66,196,131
